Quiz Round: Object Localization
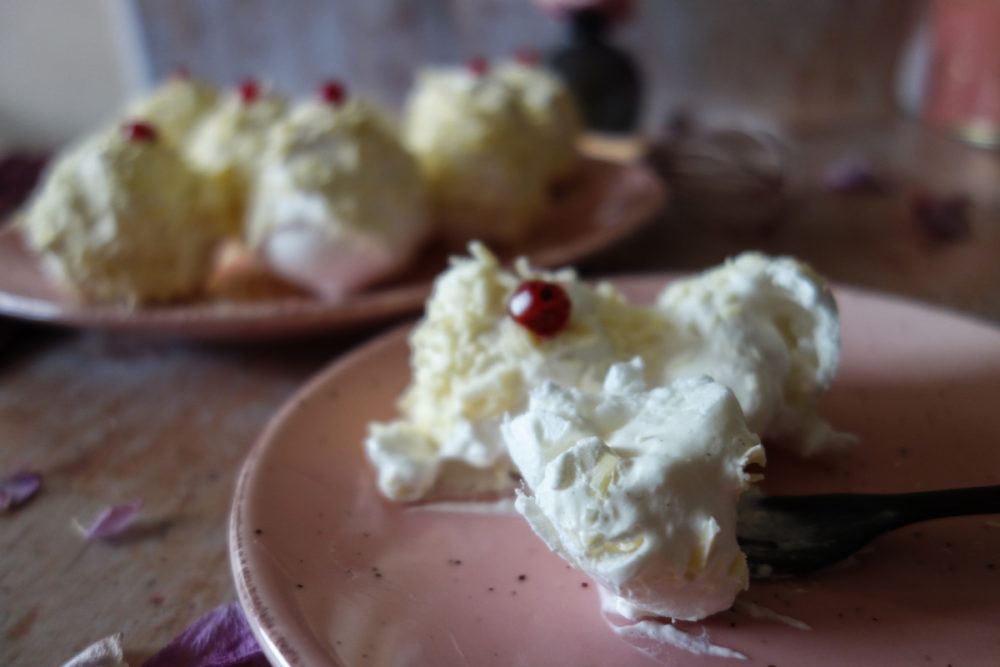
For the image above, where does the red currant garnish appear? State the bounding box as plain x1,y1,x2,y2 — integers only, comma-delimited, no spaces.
170,65,191,80
318,80,347,106
514,49,539,66
508,281,571,337
467,57,488,77
122,121,158,143
238,78,260,104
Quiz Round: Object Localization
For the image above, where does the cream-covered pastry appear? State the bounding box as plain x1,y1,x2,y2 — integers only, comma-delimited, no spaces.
365,242,669,501
403,63,547,245
20,122,225,305
365,243,841,502
124,71,218,147
186,80,287,234
495,56,581,180
504,359,765,621
247,90,429,298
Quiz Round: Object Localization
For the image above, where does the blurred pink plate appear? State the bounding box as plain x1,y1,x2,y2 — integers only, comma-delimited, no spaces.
229,278,1000,666
0,157,663,339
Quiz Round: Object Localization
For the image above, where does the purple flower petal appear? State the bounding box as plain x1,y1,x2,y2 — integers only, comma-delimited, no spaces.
910,192,972,241
62,632,126,667
143,602,267,667
819,158,889,194
0,469,41,513
79,499,144,540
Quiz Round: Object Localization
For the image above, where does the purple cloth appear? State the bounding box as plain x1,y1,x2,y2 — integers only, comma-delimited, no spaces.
143,602,268,667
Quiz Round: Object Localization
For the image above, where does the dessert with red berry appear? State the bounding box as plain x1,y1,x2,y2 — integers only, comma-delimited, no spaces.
403,53,582,247
495,49,582,181
246,80,429,298
364,241,843,647
124,69,219,148
19,120,226,304
403,60,549,246
185,77,288,236
366,242,842,503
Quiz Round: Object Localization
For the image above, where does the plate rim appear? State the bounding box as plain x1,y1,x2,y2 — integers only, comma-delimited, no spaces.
227,274,1000,667
230,323,412,667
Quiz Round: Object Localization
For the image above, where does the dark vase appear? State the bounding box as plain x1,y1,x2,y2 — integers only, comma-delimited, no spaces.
548,9,642,134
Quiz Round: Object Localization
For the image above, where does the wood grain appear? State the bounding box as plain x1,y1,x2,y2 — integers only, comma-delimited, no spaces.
0,328,373,664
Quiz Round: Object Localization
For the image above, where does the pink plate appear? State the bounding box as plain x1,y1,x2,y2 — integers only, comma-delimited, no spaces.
0,157,664,339
230,277,1000,666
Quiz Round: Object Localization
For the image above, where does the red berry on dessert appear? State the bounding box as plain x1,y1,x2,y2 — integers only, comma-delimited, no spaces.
121,121,158,143
170,65,192,80
318,80,347,106
508,280,571,337
238,78,260,104
467,57,488,78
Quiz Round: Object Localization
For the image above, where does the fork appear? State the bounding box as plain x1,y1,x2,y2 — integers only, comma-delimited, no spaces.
737,484,1000,578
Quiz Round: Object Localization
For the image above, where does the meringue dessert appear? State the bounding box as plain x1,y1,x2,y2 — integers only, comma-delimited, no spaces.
366,242,840,503
495,51,582,181
364,243,843,629
186,78,288,235
657,252,842,457
403,61,551,245
20,121,225,305
246,82,429,298
505,359,765,622
124,69,218,147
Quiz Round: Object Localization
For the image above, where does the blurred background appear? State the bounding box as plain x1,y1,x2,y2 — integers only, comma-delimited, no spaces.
0,0,931,147
1,0,999,314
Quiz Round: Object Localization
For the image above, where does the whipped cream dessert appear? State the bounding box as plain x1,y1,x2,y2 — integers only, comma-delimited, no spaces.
657,253,842,457
186,79,288,234
403,62,548,245
366,242,666,501
495,54,581,180
247,86,429,298
366,243,840,503
124,71,218,147
21,122,225,305
505,359,765,621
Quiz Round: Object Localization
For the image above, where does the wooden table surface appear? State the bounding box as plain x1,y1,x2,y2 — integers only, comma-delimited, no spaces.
2,118,999,665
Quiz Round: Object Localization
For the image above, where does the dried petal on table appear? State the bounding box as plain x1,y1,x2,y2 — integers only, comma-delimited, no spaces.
143,602,267,667
76,499,144,540
819,157,890,194
61,632,128,667
0,468,42,513
910,191,972,242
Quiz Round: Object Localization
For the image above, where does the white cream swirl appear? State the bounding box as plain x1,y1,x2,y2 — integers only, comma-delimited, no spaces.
504,359,765,621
